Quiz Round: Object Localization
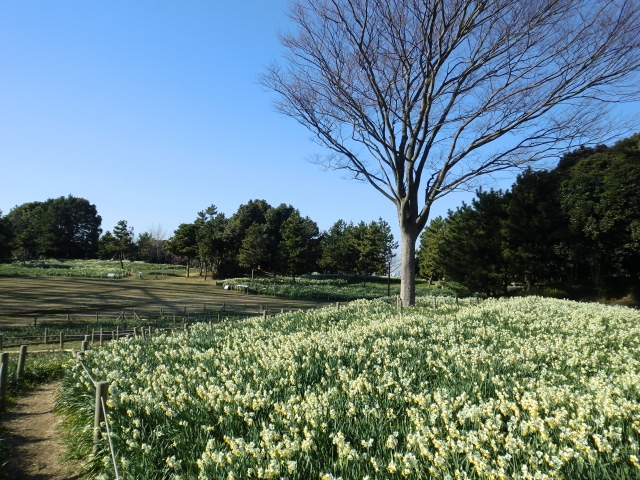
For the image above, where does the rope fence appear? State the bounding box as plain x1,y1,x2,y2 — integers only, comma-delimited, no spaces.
0,302,317,349
76,348,120,480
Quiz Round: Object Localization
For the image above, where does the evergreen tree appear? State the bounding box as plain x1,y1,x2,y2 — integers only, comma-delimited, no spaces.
238,224,268,278
111,220,136,270
136,225,170,264
263,204,296,273
558,135,640,287
0,210,13,260
166,223,198,277
502,169,566,291
439,190,508,296
279,212,320,280
196,206,229,279
319,220,358,274
224,199,272,274
6,202,48,259
7,196,101,259
417,216,446,283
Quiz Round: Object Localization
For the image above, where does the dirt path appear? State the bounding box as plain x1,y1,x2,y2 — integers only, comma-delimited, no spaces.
2,381,82,479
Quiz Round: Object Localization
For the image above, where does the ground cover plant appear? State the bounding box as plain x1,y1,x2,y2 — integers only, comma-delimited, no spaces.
58,296,640,479
0,259,186,279
223,276,444,302
1,351,70,393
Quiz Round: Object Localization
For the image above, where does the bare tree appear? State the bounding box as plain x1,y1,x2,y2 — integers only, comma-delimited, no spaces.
262,0,640,305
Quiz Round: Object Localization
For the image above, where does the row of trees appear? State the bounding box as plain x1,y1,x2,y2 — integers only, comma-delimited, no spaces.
417,135,640,296
162,200,396,279
0,195,102,259
0,197,397,279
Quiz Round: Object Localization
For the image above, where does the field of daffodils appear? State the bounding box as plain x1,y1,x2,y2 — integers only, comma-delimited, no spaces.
58,296,640,479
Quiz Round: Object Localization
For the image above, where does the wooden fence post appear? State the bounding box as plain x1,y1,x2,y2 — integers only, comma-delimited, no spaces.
93,381,109,453
81,335,90,352
17,345,27,380
60,331,64,349
0,352,8,412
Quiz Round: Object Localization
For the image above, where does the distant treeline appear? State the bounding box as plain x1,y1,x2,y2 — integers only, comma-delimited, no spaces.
0,198,396,280
417,133,640,298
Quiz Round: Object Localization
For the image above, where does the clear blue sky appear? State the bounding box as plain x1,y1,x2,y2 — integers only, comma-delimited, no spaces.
0,0,481,247
0,1,636,248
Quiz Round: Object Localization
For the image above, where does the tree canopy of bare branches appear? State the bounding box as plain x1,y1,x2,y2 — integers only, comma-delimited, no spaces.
261,0,640,305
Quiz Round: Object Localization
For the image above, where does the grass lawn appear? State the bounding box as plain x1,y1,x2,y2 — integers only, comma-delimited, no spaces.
0,275,329,328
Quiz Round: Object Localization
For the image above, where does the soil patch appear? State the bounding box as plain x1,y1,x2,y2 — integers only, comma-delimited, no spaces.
2,381,82,479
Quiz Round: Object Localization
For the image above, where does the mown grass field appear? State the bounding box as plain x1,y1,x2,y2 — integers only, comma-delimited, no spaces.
58,296,640,479
0,271,336,350
0,276,328,323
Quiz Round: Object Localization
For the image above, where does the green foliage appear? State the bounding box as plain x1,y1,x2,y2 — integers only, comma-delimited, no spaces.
438,190,508,296
0,210,12,261
57,297,640,479
135,230,172,264
559,137,640,286
418,133,640,298
278,212,320,279
6,195,102,260
99,220,136,271
224,199,273,274
238,224,268,273
1,352,70,393
223,275,435,301
318,220,356,273
165,223,199,276
502,168,567,291
319,219,397,275
417,216,446,280
0,259,185,278
196,206,229,278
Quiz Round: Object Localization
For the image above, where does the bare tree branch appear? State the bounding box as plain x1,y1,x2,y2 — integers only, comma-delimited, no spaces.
261,0,640,305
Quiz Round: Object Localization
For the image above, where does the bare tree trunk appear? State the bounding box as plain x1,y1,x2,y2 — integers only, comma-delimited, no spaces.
399,229,417,307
